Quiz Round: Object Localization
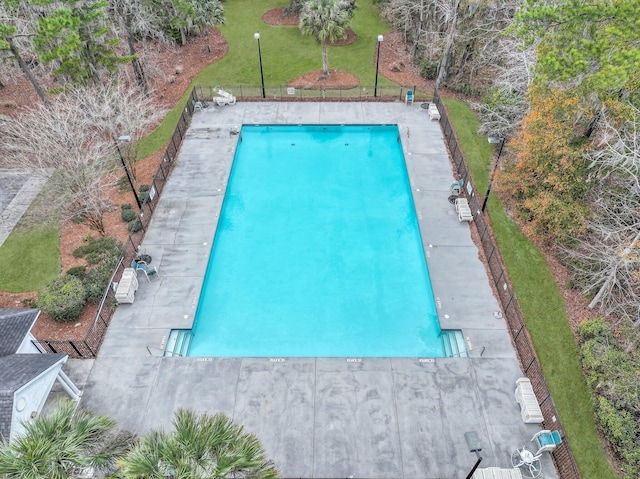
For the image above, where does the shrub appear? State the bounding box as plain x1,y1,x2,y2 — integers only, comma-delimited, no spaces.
121,208,137,223
139,184,151,204
419,60,438,80
128,219,143,232
66,266,87,279
577,317,610,341
118,174,132,192
36,275,86,322
84,265,112,303
85,252,102,264
121,203,132,211
73,237,122,262
578,318,640,478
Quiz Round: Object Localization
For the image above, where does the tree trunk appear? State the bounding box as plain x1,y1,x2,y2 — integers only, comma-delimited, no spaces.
410,0,424,60
124,12,147,94
322,41,329,75
435,0,460,90
8,38,51,109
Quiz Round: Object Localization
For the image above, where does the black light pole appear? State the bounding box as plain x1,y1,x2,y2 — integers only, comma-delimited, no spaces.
254,32,265,99
464,431,483,479
481,136,505,212
374,34,383,97
114,135,142,210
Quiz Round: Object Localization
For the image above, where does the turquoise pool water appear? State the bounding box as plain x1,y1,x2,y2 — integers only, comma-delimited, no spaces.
188,125,442,357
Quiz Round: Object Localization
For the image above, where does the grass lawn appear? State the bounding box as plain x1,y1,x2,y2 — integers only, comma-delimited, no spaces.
138,0,393,158
0,223,59,293
443,97,617,479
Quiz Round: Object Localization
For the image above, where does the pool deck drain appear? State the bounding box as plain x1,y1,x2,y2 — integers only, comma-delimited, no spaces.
59,103,558,479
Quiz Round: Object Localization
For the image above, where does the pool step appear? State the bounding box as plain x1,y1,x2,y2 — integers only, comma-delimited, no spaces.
164,329,193,357
441,329,467,358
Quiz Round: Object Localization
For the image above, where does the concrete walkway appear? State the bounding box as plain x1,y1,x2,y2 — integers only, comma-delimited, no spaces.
67,102,557,479
0,169,51,247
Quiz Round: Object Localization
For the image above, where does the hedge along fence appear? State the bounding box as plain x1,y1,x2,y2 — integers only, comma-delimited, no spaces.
432,90,581,479
33,89,199,358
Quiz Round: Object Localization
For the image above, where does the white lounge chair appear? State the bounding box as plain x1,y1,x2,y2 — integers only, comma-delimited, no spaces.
213,87,236,106
428,103,441,120
455,197,473,222
473,467,523,479
515,377,544,424
115,268,139,303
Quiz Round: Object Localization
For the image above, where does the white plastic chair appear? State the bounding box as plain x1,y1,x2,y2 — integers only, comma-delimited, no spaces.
405,89,414,105
531,430,562,455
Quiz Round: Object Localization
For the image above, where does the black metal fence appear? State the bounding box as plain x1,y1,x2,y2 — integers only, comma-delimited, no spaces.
193,84,430,102
34,89,199,358
432,90,581,479
35,88,579,477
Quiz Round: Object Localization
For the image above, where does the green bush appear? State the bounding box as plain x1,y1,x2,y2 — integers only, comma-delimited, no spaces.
84,265,113,303
578,318,640,478
128,219,143,233
36,275,86,322
121,208,137,223
138,184,151,203
73,237,122,262
577,317,610,341
121,203,132,211
118,175,132,192
85,252,102,264
66,265,87,279
419,60,438,80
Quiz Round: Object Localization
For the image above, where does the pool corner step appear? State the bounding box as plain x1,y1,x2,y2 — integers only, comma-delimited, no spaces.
164,329,193,357
441,329,467,358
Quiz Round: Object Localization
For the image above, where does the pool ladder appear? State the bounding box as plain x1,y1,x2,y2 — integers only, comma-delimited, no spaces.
164,329,193,357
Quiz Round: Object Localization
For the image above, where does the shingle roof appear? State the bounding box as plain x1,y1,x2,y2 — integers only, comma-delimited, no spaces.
0,353,67,441
0,309,40,357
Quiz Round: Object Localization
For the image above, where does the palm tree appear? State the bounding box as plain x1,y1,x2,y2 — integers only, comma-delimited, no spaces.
117,409,280,479
0,399,132,479
299,0,355,75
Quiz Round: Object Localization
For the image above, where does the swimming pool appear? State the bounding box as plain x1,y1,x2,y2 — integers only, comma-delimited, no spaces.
188,125,442,357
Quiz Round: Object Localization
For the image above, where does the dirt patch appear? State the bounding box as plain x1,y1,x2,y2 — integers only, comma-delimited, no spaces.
262,7,299,26
289,69,359,89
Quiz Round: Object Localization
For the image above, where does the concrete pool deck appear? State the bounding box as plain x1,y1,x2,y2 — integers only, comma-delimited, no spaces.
67,102,558,478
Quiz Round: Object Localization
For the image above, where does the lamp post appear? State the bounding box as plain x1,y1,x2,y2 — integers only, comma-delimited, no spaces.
114,135,142,210
374,34,383,97
464,431,483,479
481,136,505,212
254,32,265,99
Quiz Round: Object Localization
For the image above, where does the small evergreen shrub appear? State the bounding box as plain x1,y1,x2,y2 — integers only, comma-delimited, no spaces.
84,265,112,303
73,237,122,260
66,266,87,279
419,60,438,80
85,252,102,264
128,219,143,232
118,175,132,192
36,275,86,322
139,185,151,204
121,208,137,223
121,203,132,211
